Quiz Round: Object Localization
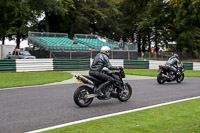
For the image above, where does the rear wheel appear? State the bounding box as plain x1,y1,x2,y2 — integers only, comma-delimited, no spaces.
157,72,166,84
117,83,132,102
73,85,93,107
176,73,184,83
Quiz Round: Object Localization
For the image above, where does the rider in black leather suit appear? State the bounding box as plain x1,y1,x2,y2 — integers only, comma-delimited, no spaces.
89,46,120,96
166,54,180,74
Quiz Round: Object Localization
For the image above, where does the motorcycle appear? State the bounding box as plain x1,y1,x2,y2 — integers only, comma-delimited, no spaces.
157,62,184,84
73,68,132,107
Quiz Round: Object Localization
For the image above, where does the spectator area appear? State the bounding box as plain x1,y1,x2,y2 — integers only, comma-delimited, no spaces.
76,38,119,50
29,37,89,51
28,32,120,51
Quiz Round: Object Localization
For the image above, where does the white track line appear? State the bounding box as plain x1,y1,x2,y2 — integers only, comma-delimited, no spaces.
0,82,77,91
26,96,200,133
0,78,153,91
0,84,57,91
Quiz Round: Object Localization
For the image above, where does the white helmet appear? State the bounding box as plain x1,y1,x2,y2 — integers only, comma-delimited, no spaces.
100,46,111,56
173,53,179,59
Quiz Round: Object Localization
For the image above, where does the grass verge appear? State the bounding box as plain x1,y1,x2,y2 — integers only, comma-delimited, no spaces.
0,71,73,89
125,69,200,77
43,98,200,133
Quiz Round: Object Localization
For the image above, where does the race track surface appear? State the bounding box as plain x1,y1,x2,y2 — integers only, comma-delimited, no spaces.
0,78,200,133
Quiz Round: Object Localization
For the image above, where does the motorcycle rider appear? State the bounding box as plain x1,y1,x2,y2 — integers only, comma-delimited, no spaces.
166,54,180,77
89,46,121,96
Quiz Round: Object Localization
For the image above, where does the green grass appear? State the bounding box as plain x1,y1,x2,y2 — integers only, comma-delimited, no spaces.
43,98,200,133
125,69,200,77
0,71,73,89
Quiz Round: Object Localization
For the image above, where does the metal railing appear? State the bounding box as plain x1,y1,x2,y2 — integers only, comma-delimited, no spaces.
28,31,68,38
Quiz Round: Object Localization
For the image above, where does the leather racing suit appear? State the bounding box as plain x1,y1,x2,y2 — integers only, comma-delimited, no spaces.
166,56,180,73
89,53,118,95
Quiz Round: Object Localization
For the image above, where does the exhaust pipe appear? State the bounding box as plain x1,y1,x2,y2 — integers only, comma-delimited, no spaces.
75,75,94,86
162,74,169,79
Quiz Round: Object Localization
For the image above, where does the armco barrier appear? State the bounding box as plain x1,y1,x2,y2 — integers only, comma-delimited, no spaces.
193,62,200,70
183,62,193,70
149,61,193,70
149,60,166,70
0,59,198,72
90,59,124,68
53,59,90,71
16,59,53,72
124,60,149,69
0,59,16,72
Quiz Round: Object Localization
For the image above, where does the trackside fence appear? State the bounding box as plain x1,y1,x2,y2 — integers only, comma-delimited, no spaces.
0,60,16,72
149,60,166,70
193,62,200,70
53,59,90,71
16,59,53,72
0,59,199,72
90,59,124,68
183,62,193,70
124,60,149,69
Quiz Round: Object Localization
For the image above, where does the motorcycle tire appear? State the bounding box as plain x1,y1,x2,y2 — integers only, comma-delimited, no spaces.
176,73,184,83
117,83,132,102
73,85,94,107
157,72,166,84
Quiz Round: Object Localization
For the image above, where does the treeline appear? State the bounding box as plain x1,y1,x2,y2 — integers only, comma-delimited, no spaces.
0,0,200,56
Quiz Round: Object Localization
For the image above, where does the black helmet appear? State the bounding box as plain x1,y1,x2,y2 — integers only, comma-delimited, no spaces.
174,54,179,59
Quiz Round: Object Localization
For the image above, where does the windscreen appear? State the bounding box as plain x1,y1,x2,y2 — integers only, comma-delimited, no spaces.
19,51,31,55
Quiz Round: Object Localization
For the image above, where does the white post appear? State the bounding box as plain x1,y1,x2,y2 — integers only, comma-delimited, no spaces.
0,45,2,59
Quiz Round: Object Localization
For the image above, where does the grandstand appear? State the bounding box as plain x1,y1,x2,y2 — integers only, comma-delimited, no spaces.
28,32,89,51
74,34,119,50
28,32,119,51
28,32,137,59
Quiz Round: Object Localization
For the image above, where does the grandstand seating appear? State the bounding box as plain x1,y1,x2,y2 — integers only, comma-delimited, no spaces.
28,37,89,51
28,32,120,51
76,38,119,50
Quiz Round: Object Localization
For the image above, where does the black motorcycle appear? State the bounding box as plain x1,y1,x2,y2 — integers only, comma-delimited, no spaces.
73,68,132,107
157,62,184,84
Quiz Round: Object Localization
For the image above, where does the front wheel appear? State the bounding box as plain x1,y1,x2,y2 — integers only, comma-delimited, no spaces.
176,73,184,83
73,85,94,107
117,83,132,102
157,72,166,84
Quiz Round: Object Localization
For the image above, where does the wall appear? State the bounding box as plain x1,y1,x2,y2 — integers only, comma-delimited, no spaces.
90,59,124,68
0,59,199,72
124,60,149,69
149,60,166,70
0,59,16,72
52,51,138,60
53,59,90,71
193,62,200,70
16,59,53,72
0,45,2,59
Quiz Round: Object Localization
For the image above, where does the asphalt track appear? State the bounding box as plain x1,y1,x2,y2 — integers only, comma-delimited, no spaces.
0,78,200,133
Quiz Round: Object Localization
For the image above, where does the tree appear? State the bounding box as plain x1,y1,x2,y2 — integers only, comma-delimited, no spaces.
6,0,39,48
27,0,74,32
0,0,13,44
169,0,200,57
46,0,122,40
138,0,171,57
119,0,149,52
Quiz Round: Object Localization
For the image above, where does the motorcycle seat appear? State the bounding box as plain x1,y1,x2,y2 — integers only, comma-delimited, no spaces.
162,65,170,69
82,75,103,83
